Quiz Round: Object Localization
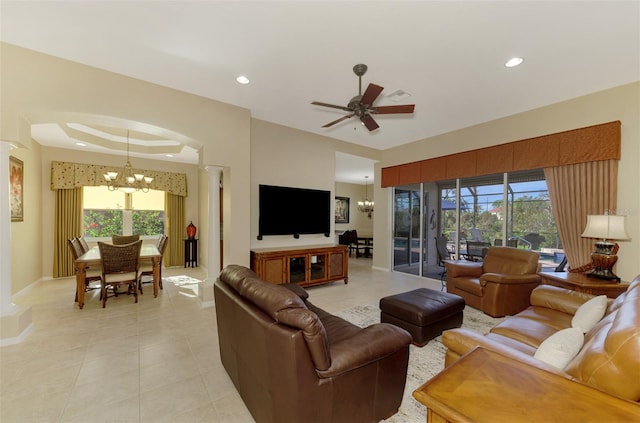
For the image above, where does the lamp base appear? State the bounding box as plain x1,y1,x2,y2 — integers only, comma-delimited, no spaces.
586,252,620,283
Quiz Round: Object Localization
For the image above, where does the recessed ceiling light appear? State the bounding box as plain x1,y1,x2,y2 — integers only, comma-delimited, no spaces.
505,57,524,68
75,142,87,147
165,154,174,158
236,75,250,85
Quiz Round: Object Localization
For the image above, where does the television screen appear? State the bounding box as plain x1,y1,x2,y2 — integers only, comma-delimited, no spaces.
259,184,331,239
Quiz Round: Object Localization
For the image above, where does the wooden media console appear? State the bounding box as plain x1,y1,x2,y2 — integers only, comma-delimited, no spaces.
251,244,348,287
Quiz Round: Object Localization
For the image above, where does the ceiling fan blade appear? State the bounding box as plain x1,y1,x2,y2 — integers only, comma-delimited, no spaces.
360,83,384,106
322,113,355,128
311,101,352,112
360,114,379,131
371,104,415,114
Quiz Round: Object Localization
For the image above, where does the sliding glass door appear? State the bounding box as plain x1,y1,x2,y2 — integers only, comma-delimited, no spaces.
393,187,421,275
392,169,563,279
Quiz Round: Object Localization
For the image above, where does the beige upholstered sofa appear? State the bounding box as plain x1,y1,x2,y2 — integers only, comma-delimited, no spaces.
445,246,541,317
443,275,640,402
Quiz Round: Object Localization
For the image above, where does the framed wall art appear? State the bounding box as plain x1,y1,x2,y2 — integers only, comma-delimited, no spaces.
10,156,24,222
335,196,349,224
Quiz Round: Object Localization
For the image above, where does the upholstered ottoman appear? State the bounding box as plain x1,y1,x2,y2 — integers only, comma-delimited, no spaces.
379,288,465,346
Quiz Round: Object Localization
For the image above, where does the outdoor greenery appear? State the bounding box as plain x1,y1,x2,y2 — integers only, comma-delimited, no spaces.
441,193,560,249
84,210,122,237
83,209,164,237
133,210,165,235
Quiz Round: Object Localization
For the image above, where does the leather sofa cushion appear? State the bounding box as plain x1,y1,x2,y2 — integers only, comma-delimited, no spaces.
482,246,538,275
240,276,306,319
514,307,574,331
530,284,596,316
451,277,483,296
565,278,640,401
219,264,259,292
490,316,562,348
220,265,333,370
306,301,362,345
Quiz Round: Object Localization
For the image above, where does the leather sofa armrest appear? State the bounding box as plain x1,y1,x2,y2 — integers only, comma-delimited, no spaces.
282,283,309,301
529,284,594,315
442,329,567,376
317,323,411,378
480,273,541,286
445,261,484,278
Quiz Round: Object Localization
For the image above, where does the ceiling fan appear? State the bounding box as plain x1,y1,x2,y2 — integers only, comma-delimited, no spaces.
311,64,415,131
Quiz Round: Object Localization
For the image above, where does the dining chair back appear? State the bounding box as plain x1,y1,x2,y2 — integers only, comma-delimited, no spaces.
111,234,140,245
138,235,168,294
77,236,90,254
68,238,101,301
435,236,452,288
98,240,142,308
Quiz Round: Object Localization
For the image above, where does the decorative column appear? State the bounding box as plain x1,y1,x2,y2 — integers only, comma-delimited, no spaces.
209,166,222,276
199,165,222,307
0,142,32,345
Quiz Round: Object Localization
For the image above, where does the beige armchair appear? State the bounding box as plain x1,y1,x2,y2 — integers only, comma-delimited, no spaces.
445,247,541,317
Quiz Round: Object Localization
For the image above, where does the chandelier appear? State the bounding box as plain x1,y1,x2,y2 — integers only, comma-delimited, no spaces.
103,131,153,194
357,176,374,218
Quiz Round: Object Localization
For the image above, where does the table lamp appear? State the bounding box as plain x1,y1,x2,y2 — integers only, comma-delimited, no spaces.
581,214,629,282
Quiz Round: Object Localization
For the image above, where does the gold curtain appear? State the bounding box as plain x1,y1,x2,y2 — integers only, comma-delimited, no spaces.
544,160,618,271
53,188,83,277
165,192,185,267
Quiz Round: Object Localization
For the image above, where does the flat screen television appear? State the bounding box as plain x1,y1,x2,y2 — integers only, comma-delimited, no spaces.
258,184,331,239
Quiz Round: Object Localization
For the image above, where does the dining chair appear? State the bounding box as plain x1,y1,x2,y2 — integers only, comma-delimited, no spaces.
111,234,140,245
138,234,168,294
98,240,142,308
435,236,453,289
68,238,102,301
77,236,90,254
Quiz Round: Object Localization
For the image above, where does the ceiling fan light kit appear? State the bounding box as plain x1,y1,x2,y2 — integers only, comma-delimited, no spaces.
312,64,415,131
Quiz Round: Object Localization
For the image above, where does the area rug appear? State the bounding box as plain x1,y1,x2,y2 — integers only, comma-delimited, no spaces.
334,303,504,423
163,275,203,286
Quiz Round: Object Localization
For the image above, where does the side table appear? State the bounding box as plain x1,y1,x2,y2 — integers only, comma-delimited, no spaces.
539,271,629,298
413,347,640,423
184,238,198,268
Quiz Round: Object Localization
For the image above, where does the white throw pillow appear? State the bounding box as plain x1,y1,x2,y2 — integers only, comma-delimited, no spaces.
571,295,608,333
534,327,584,369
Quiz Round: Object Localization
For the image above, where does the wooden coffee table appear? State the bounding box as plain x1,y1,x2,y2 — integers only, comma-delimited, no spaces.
413,347,640,423
538,271,629,298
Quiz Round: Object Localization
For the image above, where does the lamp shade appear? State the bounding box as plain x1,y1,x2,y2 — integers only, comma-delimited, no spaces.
581,215,630,241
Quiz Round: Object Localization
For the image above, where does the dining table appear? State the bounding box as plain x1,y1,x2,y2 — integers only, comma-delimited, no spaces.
74,243,162,309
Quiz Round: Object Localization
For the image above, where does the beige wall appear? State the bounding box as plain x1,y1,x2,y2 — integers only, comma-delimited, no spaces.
38,146,199,279
9,143,43,294
4,42,638,296
335,181,374,237
375,82,640,281
1,42,251,294
250,119,379,250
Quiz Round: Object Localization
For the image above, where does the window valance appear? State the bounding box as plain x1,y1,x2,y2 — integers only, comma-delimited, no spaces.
50,161,188,196
381,121,621,188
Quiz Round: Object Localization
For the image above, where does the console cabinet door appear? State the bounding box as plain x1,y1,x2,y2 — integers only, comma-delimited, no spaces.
288,255,307,284
309,253,327,283
261,256,286,284
328,251,346,279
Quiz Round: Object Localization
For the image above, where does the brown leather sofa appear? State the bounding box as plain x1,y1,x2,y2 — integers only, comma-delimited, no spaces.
445,246,541,317
443,275,640,402
214,265,412,423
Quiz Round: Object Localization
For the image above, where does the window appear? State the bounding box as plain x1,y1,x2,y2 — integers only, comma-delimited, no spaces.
439,169,562,269
83,187,165,238
392,168,563,278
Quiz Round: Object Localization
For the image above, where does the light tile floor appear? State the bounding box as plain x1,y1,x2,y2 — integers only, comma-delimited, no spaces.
1,258,439,422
